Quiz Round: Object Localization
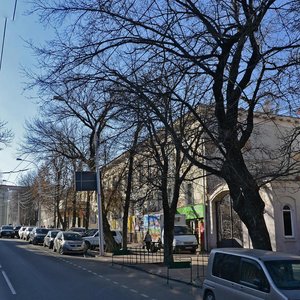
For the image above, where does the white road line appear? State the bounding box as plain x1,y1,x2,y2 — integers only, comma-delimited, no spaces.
121,285,128,289
130,289,138,293
2,271,16,295
140,294,149,298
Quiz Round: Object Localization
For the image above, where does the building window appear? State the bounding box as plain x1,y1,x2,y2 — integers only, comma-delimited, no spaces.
283,205,293,237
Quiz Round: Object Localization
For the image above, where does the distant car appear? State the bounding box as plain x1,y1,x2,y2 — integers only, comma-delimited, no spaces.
202,248,300,300
83,230,122,250
43,230,61,249
29,227,50,245
53,231,87,255
0,225,15,238
23,226,34,240
68,227,86,236
13,225,22,238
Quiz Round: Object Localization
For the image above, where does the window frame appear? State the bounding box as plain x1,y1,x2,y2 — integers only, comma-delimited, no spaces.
282,205,294,238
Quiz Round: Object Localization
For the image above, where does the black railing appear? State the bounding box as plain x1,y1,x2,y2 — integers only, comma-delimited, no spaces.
111,246,209,285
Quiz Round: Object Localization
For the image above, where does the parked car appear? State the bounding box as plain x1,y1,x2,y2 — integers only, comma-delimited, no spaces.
83,230,122,250
29,227,50,245
0,225,15,238
53,231,87,255
13,225,22,238
23,226,34,240
18,226,27,239
67,227,86,236
202,248,300,300
43,230,61,249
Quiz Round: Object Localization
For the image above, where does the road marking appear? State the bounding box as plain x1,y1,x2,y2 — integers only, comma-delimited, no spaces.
45,252,155,300
1,271,16,295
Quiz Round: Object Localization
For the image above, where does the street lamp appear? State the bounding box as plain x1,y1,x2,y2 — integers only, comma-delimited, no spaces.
16,158,41,227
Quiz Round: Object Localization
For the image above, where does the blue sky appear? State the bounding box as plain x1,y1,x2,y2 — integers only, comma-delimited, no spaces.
0,0,49,183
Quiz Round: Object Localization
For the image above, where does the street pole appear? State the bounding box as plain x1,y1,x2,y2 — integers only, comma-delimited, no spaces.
95,135,105,256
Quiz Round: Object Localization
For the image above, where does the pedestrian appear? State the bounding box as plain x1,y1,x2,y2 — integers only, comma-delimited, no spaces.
144,231,152,252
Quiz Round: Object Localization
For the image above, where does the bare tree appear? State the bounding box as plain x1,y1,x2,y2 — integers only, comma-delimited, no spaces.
0,120,13,150
27,1,300,250
21,84,126,249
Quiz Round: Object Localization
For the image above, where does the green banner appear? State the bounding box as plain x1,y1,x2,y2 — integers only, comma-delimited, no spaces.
177,204,204,220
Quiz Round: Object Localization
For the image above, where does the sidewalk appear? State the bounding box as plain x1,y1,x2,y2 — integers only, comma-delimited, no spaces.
89,248,207,288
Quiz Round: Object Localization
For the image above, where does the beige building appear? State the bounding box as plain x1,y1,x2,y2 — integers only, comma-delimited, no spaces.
206,114,300,254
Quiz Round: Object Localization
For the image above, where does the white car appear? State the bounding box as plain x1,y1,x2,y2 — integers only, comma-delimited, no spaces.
53,231,86,255
202,248,300,300
83,230,122,250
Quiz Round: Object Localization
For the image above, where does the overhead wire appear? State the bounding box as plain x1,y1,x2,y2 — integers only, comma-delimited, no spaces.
0,17,7,71
0,0,18,71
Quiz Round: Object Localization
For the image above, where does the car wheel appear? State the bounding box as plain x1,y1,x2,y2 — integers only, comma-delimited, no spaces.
204,291,215,300
53,245,56,252
49,242,53,249
59,247,64,255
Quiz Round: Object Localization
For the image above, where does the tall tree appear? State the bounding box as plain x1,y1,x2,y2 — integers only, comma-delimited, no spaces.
28,0,300,250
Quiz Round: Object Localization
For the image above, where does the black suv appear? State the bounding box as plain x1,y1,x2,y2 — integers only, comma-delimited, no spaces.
0,225,15,238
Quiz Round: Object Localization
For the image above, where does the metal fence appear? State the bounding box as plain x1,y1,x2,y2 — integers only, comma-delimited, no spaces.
111,247,209,285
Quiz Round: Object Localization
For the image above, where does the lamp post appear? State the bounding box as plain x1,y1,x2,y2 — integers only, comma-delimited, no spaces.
16,158,41,227
95,134,105,256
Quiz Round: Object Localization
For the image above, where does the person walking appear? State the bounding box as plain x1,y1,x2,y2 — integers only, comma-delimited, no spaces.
144,231,152,252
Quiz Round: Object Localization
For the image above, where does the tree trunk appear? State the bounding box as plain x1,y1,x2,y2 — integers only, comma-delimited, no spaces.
122,125,141,250
222,155,272,250
162,208,175,265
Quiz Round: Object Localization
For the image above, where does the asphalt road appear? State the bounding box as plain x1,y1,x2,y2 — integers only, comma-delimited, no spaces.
0,238,202,300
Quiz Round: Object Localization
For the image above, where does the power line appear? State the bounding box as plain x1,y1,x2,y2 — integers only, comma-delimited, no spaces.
0,0,18,71
12,0,18,21
0,17,7,71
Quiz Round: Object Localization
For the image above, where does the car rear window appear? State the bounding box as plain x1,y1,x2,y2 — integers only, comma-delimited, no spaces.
212,253,240,282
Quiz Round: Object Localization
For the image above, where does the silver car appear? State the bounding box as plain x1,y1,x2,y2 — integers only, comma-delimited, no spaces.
202,248,300,300
43,230,61,249
53,231,86,255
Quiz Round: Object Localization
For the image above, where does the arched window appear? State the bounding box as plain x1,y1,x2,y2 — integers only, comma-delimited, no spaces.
283,205,293,237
